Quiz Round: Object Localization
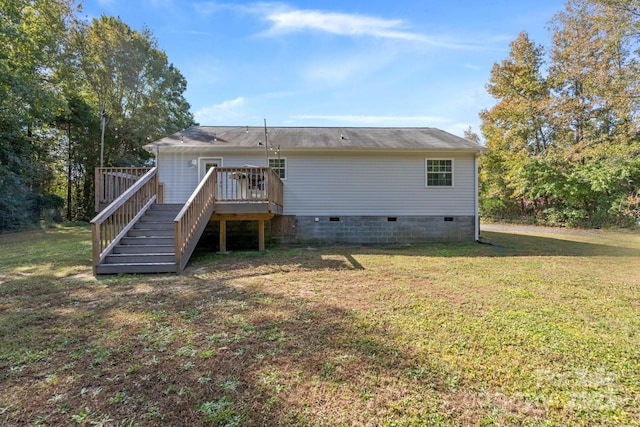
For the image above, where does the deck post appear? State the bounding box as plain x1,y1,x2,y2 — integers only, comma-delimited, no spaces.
258,219,265,251
219,220,227,252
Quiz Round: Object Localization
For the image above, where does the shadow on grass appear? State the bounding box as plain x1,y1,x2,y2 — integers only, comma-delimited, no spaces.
480,230,640,257
2,226,639,424
0,271,456,425
187,230,639,281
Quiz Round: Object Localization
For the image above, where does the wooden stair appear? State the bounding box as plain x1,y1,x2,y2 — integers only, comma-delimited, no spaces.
95,204,183,275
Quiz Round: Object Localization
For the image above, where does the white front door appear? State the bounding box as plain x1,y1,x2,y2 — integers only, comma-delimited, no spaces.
198,157,223,199
199,157,222,180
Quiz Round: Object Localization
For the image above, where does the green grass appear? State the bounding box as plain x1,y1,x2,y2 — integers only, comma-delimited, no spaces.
1,224,639,425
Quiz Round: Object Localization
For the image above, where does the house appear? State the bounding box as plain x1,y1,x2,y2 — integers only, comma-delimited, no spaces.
91,126,485,275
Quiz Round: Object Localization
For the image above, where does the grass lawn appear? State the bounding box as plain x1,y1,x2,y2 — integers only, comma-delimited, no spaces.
1,225,639,426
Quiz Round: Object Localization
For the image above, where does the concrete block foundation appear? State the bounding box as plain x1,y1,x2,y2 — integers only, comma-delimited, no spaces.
282,215,476,244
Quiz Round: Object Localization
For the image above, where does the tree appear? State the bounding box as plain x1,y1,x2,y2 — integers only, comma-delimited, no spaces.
479,32,551,219
0,0,74,230
74,15,195,169
59,14,195,218
546,0,640,225
55,95,100,220
1,4,195,229
479,1,640,227
548,0,639,151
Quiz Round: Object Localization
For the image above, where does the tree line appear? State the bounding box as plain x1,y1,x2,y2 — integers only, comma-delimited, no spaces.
478,0,640,227
0,0,195,231
4,0,639,232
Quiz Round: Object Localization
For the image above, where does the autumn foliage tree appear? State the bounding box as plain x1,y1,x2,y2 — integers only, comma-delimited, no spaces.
480,0,640,227
480,32,551,218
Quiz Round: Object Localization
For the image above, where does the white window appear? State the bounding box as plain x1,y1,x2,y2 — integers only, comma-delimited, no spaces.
426,159,453,187
269,157,286,179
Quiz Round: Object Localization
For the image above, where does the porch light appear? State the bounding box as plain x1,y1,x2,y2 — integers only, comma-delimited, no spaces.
258,141,268,166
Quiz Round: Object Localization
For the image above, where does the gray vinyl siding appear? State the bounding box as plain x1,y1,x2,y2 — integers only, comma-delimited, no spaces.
157,149,476,215
283,151,476,216
157,151,197,204
157,150,268,204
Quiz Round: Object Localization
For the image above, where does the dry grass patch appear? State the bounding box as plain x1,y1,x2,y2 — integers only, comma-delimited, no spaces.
1,225,639,425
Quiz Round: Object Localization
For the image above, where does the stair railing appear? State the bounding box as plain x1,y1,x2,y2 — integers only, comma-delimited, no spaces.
174,166,217,273
91,167,159,274
95,167,152,212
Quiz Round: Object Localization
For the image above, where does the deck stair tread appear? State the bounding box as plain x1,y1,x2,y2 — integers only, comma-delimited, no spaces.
95,204,184,275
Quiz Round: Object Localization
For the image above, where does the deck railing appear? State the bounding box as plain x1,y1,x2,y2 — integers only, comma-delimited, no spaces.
91,167,159,274
215,167,283,210
264,168,284,212
174,166,217,273
92,166,283,274
95,167,152,212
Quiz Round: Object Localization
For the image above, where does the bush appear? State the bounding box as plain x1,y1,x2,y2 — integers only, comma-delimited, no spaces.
0,166,66,231
0,166,34,232
33,193,65,225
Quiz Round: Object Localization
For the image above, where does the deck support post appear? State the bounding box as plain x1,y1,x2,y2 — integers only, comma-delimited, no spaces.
258,219,265,251
219,220,227,253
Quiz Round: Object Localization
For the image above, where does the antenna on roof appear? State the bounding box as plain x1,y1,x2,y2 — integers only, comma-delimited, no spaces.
263,118,269,166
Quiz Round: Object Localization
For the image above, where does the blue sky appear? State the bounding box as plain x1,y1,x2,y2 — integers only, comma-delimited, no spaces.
81,0,566,137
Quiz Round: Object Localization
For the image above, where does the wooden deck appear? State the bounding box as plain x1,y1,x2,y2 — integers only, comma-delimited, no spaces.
92,166,284,274
212,167,283,216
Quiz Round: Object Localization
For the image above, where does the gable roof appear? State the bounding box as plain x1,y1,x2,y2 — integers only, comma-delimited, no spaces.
146,126,484,152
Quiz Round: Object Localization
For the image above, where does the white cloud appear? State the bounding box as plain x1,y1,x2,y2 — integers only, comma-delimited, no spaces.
302,52,388,86
267,10,404,38
193,1,227,15
195,97,246,124
262,8,469,48
195,2,477,49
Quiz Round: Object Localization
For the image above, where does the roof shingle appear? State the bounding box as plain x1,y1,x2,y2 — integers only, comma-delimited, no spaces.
147,126,484,151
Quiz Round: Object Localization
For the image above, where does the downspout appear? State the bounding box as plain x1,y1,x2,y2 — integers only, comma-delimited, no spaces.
474,152,480,241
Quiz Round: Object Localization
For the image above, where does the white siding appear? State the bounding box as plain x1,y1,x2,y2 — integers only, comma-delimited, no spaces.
157,149,477,215
284,151,476,216
157,151,198,204
158,149,269,203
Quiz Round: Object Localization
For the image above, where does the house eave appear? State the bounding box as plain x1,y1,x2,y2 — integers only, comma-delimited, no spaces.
145,144,486,155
